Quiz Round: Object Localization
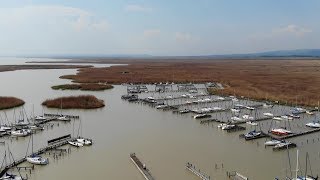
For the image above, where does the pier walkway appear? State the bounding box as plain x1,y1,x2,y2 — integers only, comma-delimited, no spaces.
130,153,154,180
186,162,211,180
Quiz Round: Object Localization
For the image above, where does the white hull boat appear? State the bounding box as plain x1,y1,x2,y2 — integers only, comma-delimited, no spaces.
0,173,23,180
27,155,49,165
246,121,258,126
57,116,71,121
34,116,46,121
306,122,320,128
11,129,31,137
264,139,282,146
263,112,274,117
221,124,235,130
68,140,84,147
77,138,92,145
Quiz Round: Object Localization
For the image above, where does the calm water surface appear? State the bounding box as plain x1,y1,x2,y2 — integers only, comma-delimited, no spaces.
0,58,319,180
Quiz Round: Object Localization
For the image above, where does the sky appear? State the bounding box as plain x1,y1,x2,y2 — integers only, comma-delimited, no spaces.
0,0,319,56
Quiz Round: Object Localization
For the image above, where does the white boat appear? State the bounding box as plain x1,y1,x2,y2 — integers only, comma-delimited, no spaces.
221,124,235,130
263,103,273,108
273,117,283,121
57,116,71,121
231,98,239,102
231,116,242,121
77,138,92,145
68,140,84,147
242,114,254,120
306,121,320,128
263,112,274,117
11,129,31,137
217,123,227,128
166,95,173,99
246,121,258,126
246,106,255,110
231,108,240,113
26,154,49,165
306,111,314,115
216,97,225,100
0,173,23,180
193,114,211,119
34,115,46,121
274,141,292,148
281,115,293,120
155,105,168,109
264,139,282,146
0,126,11,132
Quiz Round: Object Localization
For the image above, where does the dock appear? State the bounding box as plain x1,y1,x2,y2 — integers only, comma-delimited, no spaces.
227,171,248,180
0,135,89,175
269,127,320,140
44,113,80,119
130,153,154,180
186,162,211,180
239,131,269,140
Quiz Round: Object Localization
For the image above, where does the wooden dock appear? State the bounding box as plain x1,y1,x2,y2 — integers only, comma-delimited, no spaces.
227,171,248,180
44,113,80,119
186,162,211,180
0,135,89,175
269,127,320,140
130,153,154,180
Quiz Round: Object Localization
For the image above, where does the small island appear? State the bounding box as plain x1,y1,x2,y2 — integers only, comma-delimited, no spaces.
51,83,113,91
42,95,105,109
0,96,25,110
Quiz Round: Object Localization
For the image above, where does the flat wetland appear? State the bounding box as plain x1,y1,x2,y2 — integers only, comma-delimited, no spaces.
0,58,319,179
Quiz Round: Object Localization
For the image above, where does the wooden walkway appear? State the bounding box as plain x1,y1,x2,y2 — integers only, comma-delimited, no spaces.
44,113,80,119
0,136,78,175
227,171,248,180
269,128,320,140
130,153,154,180
186,162,211,180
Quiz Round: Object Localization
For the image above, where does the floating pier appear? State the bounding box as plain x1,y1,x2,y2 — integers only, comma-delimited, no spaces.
227,171,248,180
44,113,80,119
269,128,320,140
186,162,211,180
0,135,90,175
130,153,154,180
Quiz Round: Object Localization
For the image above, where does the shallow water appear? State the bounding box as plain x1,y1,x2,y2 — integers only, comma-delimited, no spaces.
0,58,319,180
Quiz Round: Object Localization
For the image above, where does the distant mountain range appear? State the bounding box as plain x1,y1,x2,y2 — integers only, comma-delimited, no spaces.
20,49,320,59
212,49,320,58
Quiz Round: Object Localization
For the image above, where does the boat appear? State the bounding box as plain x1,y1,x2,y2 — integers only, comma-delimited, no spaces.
288,114,300,118
34,115,46,121
221,124,235,130
57,115,71,121
231,108,240,113
246,121,258,126
68,140,84,147
0,173,23,180
26,130,49,165
273,117,283,121
264,139,282,146
193,114,211,119
155,105,168,109
179,109,190,114
77,138,92,145
274,141,295,149
288,150,319,180
281,115,293,120
217,123,227,128
0,125,11,132
11,129,31,137
245,106,255,110
242,114,254,120
271,128,292,136
306,111,314,115
263,103,273,108
27,154,49,165
263,112,274,117
244,130,261,138
306,121,320,128
231,98,239,102
231,116,242,121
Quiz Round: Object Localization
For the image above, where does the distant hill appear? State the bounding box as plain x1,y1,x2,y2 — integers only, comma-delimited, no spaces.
208,49,320,58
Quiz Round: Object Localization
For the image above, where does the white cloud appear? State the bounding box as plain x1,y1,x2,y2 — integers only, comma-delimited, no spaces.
273,24,312,36
143,29,161,38
124,4,152,13
175,32,192,42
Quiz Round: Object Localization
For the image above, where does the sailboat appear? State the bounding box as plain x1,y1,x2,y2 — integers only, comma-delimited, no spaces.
0,173,23,180
75,118,92,146
10,129,31,137
26,132,49,165
289,150,318,180
264,139,282,146
57,99,70,122
0,146,23,180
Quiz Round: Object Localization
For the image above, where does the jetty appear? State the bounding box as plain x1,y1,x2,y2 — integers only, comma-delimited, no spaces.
0,134,90,175
44,113,80,119
227,171,249,180
269,128,320,140
186,162,211,180
130,153,154,180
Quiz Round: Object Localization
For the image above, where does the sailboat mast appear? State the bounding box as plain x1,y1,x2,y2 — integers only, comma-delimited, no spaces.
295,149,299,180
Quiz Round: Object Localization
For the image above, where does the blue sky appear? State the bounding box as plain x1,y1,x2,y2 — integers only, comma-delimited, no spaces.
0,0,319,56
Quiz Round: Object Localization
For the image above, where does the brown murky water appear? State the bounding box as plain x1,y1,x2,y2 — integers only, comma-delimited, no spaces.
0,58,319,180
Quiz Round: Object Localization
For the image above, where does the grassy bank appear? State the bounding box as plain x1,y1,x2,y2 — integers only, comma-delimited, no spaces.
42,95,105,109
0,96,25,110
52,83,113,91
